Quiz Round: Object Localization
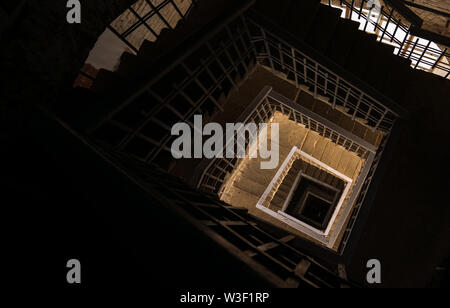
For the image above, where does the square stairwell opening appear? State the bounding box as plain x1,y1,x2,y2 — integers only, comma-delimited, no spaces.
197,86,380,251
284,174,343,231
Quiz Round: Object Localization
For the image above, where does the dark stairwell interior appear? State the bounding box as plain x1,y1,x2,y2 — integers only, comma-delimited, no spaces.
2,0,449,288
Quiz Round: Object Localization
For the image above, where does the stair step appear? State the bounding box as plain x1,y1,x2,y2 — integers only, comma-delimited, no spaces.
306,5,342,53
255,0,292,24
270,194,287,211
283,0,321,40
91,69,126,97
344,32,377,78
115,52,141,80
224,185,261,207
325,19,360,66
363,43,395,94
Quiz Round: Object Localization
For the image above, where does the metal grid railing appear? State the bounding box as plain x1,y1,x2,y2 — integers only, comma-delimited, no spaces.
337,131,388,253
109,0,197,53
324,0,450,78
246,15,400,132
92,15,256,169
198,87,377,194
75,0,197,85
109,149,355,288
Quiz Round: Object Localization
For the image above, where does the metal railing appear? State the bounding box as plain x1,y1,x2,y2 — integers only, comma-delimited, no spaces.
91,5,257,168
110,149,355,287
338,129,389,253
109,0,197,53
75,0,197,84
246,12,401,132
49,106,355,288
198,87,378,194
324,0,450,78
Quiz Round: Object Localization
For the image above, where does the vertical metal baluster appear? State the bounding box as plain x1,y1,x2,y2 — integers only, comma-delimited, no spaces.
374,5,384,32
375,110,388,131
365,104,373,122
414,40,431,69
241,15,259,63
145,0,173,30
364,5,373,32
431,48,447,70
279,43,285,71
398,27,411,56
292,48,299,88
380,8,394,42
407,37,419,60
359,0,365,19
333,76,340,109
353,93,363,120
314,63,319,99
344,87,351,110
261,29,275,73
303,58,308,83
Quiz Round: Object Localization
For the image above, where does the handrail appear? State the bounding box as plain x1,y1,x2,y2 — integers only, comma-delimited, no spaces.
197,88,379,193
328,0,450,78
91,0,256,133
247,9,408,119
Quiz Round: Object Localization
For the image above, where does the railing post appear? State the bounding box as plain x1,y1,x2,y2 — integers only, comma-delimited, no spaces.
107,25,138,54
279,43,285,71
431,47,447,70
261,28,275,73
314,63,319,99
303,58,308,83
359,0,365,19
375,110,388,131
407,37,419,60
145,0,174,30
380,8,394,42
291,47,299,88
391,19,400,43
414,40,431,69
333,77,340,109
398,27,411,56
352,93,363,120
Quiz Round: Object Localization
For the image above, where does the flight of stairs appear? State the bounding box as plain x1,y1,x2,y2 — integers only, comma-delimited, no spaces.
254,0,449,111
58,0,251,132
59,0,449,174
222,112,364,214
